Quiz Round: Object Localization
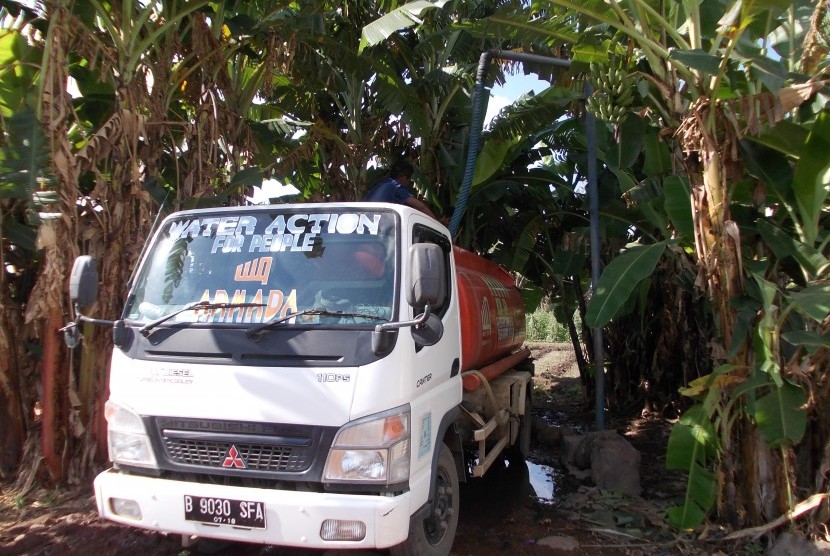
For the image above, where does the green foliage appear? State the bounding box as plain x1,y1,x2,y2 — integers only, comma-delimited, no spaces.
666,405,719,529
0,28,40,116
358,0,450,53
526,308,571,342
585,242,667,328
41,487,61,507
0,107,56,253
789,282,830,322
662,176,694,239
753,381,808,448
515,0,830,532
0,0,823,527
792,100,830,245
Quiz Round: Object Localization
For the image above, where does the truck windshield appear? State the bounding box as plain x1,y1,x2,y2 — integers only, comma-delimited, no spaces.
125,208,397,327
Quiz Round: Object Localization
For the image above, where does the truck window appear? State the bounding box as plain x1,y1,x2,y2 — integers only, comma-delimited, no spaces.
125,209,398,326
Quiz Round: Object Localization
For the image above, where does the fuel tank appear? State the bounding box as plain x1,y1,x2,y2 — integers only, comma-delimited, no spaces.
454,246,526,373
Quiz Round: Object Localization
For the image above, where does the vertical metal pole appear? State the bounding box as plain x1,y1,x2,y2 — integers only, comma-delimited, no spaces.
584,82,606,431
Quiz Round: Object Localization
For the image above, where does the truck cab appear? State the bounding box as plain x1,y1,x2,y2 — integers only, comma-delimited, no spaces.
73,202,531,555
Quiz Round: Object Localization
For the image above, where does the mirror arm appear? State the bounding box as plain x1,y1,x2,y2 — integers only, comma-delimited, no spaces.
76,313,117,327
61,306,123,349
373,303,431,334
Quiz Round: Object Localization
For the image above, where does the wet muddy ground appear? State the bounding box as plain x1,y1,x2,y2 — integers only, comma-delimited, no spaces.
1,344,756,555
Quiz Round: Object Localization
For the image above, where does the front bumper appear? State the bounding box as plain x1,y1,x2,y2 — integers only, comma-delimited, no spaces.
93,469,412,549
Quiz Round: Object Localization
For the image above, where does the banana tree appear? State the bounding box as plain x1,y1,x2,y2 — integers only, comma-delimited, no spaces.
517,0,829,531
360,0,830,532
0,5,59,480
2,0,290,482
360,1,701,408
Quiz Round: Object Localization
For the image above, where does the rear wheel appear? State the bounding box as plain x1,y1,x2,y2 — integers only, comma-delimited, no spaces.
390,443,459,556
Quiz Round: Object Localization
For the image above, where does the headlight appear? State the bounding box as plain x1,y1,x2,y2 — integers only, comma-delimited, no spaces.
323,406,410,485
105,401,157,468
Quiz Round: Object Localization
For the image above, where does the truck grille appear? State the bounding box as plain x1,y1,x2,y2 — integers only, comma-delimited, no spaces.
163,437,309,472
151,417,333,477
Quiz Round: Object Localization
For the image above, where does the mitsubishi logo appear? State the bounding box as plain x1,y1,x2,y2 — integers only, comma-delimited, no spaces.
222,445,246,469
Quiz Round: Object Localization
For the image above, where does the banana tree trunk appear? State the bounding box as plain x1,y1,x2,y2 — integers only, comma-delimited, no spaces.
40,312,67,482
0,294,26,478
24,2,82,483
681,104,790,527
686,136,742,349
564,302,591,407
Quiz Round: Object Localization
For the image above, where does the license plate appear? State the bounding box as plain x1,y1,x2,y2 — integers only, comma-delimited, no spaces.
184,495,266,529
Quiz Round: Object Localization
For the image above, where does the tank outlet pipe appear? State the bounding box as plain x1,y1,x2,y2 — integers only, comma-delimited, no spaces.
461,347,532,391
453,49,606,430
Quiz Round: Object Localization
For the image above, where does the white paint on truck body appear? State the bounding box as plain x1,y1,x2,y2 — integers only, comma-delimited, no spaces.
94,203,464,550
108,349,356,426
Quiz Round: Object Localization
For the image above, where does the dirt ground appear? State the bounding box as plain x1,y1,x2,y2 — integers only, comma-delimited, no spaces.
1,343,761,556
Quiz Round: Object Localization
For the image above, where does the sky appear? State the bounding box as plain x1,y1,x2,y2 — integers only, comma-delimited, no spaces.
485,74,552,125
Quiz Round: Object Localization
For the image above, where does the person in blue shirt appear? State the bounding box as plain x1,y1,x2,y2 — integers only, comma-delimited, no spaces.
364,160,438,220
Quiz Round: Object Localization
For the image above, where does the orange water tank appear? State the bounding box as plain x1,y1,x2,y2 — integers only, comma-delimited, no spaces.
454,246,526,372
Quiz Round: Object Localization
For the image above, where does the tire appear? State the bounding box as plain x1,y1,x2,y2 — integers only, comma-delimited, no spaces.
390,443,459,556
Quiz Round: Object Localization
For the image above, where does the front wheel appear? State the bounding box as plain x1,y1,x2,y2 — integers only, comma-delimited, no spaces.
390,443,459,556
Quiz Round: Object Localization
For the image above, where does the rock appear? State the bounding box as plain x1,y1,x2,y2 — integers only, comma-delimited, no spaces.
562,434,591,469
560,430,642,496
767,532,830,556
564,462,592,481
590,430,641,496
537,535,580,551
535,419,565,446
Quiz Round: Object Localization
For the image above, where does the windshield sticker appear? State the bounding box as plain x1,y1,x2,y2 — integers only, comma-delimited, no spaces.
171,213,382,254
169,216,257,239
262,213,380,235
235,257,273,285
187,288,298,324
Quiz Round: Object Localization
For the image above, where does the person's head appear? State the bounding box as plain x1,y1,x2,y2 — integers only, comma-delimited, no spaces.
389,160,414,186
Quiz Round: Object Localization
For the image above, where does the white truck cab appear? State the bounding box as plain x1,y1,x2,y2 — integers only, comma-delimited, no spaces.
68,202,531,555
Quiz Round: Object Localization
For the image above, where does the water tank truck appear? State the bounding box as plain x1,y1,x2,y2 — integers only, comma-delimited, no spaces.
65,202,533,555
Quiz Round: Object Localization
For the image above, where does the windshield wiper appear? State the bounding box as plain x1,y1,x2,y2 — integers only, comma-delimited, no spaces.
139,301,266,337
247,308,385,339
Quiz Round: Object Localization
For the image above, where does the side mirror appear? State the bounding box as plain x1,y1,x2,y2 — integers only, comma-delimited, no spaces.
69,256,98,310
407,244,446,309
371,244,447,356
372,304,443,355
64,256,123,350
411,313,443,347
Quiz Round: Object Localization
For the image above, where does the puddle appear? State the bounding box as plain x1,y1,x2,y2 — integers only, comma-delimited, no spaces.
526,461,559,505
459,457,562,527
